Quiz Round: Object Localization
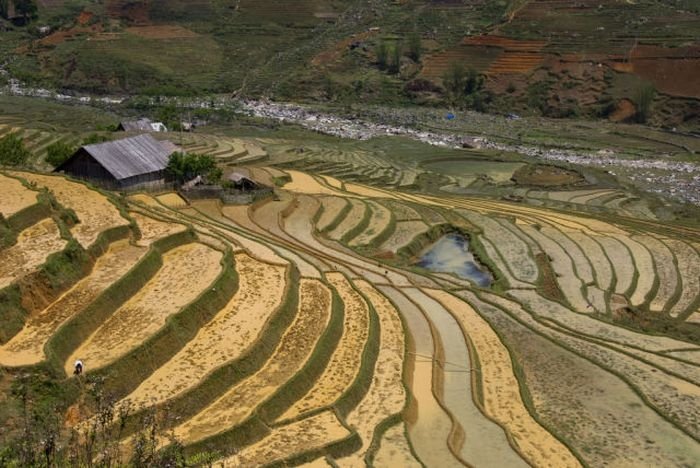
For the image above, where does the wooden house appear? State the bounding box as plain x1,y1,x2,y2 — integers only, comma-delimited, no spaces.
55,134,180,190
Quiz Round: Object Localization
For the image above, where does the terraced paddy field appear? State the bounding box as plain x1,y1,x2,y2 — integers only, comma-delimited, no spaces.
0,166,699,467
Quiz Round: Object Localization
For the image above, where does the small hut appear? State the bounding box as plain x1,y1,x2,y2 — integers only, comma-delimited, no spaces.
227,172,259,191
117,118,167,133
55,134,179,190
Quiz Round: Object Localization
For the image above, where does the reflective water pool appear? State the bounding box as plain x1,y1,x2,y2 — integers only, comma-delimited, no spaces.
416,233,493,287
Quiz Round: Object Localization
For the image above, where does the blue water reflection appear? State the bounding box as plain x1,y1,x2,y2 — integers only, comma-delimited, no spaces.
417,233,493,287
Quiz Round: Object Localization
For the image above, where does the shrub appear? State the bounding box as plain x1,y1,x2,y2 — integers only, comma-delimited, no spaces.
442,62,485,108
526,81,552,114
375,40,388,70
389,42,402,74
407,32,422,62
634,84,656,123
45,141,76,168
442,62,467,105
0,133,30,166
82,133,110,145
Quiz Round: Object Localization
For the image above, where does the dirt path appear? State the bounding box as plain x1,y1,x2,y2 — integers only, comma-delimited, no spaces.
0,173,38,217
0,240,146,366
65,243,222,374
280,272,369,420
221,411,350,467
122,253,287,409
12,172,129,248
0,218,66,289
172,278,331,444
427,289,581,468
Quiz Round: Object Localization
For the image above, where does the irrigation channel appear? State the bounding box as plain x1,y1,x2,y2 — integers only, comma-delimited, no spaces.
416,233,493,287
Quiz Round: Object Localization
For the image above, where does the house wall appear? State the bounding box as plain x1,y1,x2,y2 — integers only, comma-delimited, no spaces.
59,150,116,183
57,150,168,192
119,171,168,191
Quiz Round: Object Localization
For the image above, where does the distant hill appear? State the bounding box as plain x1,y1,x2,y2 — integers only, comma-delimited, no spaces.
1,0,699,126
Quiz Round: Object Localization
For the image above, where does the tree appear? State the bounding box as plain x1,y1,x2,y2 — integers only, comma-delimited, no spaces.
407,32,422,62
375,40,388,70
82,133,110,145
0,132,30,166
442,62,468,105
634,84,656,123
45,141,76,167
465,68,484,95
167,152,220,184
15,0,38,23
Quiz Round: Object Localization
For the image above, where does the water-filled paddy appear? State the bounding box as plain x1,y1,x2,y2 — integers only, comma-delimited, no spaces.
423,159,524,183
417,234,493,287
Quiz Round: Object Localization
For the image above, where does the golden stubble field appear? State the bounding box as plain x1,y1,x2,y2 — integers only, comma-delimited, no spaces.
1,168,699,467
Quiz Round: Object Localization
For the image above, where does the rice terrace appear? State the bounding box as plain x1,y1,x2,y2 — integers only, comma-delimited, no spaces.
1,0,700,467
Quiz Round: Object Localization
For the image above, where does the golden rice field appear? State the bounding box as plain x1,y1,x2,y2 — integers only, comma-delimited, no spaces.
1,166,699,467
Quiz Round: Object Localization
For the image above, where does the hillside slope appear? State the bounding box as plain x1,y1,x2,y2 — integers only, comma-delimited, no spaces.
1,0,698,125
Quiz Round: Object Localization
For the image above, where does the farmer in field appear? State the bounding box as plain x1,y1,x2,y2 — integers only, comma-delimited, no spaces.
74,359,84,376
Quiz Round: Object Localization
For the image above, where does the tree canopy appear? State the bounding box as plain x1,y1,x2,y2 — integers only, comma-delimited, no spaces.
45,141,76,168
0,133,30,166
167,152,222,184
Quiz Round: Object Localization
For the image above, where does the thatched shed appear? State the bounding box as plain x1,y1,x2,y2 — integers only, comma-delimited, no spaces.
55,134,179,190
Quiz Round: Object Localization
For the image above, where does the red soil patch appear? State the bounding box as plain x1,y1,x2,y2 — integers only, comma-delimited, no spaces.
463,35,546,51
603,45,700,98
424,35,547,76
77,10,93,25
106,0,150,25
609,99,635,122
421,45,502,80
126,25,199,39
38,26,100,46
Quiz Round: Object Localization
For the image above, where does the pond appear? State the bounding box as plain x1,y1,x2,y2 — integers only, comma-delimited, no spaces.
416,233,493,287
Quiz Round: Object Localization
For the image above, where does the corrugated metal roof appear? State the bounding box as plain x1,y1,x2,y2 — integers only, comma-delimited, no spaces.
83,134,178,181
119,119,153,132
